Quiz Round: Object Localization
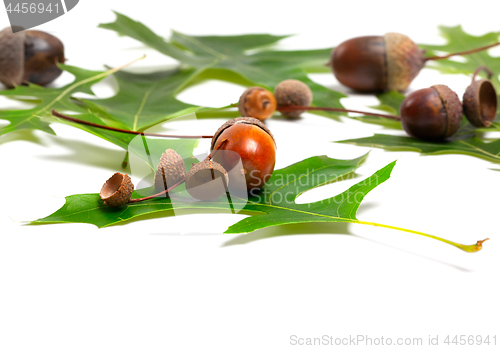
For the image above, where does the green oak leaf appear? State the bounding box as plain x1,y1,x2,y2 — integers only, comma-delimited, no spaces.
0,64,107,137
339,134,500,164
34,154,484,253
420,26,500,91
99,12,345,118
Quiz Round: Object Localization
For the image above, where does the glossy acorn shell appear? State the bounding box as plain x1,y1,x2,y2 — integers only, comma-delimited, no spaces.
238,87,277,121
462,79,497,128
331,33,425,92
400,85,463,141
211,117,276,192
23,30,65,86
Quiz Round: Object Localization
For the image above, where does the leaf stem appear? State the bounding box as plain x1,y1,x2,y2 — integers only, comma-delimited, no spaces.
51,110,213,139
472,66,493,82
425,41,500,61
356,220,489,253
129,177,186,203
276,105,401,121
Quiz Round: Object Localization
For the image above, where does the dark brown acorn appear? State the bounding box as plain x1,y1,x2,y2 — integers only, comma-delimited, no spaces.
100,173,134,207
331,33,425,92
462,66,497,128
0,27,65,87
185,160,229,201
211,117,276,192
400,85,463,141
238,86,277,121
274,79,313,118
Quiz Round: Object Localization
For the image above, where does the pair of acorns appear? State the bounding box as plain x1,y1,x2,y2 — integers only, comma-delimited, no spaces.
0,27,65,87
100,117,277,207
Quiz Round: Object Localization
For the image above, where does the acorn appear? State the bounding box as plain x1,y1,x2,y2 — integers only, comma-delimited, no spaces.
154,149,187,193
211,117,276,192
185,160,229,201
274,79,313,118
100,173,134,207
0,27,65,88
331,33,425,92
400,84,463,141
462,67,498,128
238,86,277,121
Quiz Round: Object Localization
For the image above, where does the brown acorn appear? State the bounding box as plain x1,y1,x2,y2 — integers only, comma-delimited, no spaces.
211,117,276,192
274,79,313,118
462,67,497,128
100,173,134,207
331,33,425,92
238,86,277,121
0,27,65,88
400,84,463,141
154,149,187,193
185,160,229,201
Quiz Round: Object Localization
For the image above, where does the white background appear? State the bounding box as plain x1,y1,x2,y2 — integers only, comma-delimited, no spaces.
1,1,499,348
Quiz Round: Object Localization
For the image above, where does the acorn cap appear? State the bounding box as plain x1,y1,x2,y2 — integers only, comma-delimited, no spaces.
432,84,463,138
274,79,313,118
185,160,229,201
384,33,425,91
154,149,187,193
100,173,134,207
0,27,25,88
238,86,277,121
210,117,276,151
463,79,497,128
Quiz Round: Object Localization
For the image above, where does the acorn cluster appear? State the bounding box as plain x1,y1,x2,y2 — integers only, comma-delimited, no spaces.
100,117,276,207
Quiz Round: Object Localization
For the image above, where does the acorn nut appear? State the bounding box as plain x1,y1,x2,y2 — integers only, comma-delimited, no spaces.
185,160,229,201
274,79,313,118
154,149,187,193
400,84,463,141
238,86,277,121
211,117,276,192
0,27,65,88
331,33,425,92
100,173,134,207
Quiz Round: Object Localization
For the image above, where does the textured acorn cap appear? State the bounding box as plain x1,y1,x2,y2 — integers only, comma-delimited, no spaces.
238,86,277,121
100,173,134,207
186,160,229,201
384,33,425,91
432,84,463,138
463,79,497,128
274,79,313,118
210,117,276,151
154,149,187,193
0,27,25,88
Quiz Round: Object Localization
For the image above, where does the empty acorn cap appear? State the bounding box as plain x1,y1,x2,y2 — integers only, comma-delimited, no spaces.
384,33,425,91
0,27,25,88
432,84,463,138
185,160,229,201
274,79,313,118
100,173,134,207
210,117,276,151
463,79,497,128
154,149,187,193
